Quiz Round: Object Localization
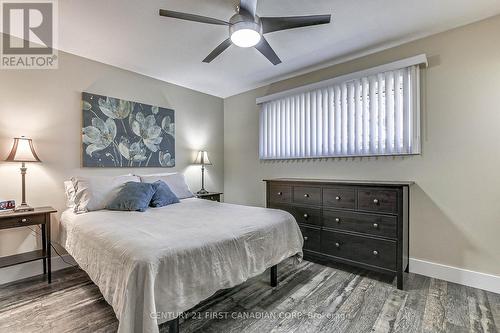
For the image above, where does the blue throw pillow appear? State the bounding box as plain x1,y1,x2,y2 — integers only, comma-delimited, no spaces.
106,182,155,212
150,181,180,207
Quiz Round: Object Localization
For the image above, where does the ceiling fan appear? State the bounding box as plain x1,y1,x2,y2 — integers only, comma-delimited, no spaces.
159,0,331,65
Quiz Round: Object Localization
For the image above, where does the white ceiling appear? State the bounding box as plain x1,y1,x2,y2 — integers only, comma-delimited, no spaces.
56,0,500,98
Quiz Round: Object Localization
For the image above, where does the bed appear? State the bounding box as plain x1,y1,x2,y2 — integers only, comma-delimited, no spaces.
60,197,303,333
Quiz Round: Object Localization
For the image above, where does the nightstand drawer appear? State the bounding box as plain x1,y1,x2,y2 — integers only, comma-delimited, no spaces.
0,214,45,229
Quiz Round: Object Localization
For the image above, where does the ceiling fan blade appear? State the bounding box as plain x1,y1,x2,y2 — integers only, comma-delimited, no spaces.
240,0,258,17
202,38,232,63
254,37,281,65
159,9,229,26
261,14,331,34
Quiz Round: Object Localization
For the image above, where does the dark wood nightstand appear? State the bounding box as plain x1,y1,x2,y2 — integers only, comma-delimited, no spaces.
196,192,223,202
0,207,57,283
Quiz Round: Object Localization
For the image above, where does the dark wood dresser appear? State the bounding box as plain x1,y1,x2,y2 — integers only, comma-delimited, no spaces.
265,178,411,289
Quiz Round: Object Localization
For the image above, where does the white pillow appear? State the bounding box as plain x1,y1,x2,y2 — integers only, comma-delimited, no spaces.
63,181,76,208
140,173,194,199
71,174,140,213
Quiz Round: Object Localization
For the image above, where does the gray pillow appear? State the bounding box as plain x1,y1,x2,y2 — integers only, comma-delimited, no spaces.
106,182,155,212
150,181,180,207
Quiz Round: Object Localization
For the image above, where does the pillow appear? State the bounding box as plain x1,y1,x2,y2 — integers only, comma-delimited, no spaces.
137,172,177,177
140,173,194,199
150,181,180,207
106,182,156,212
71,174,140,213
63,181,76,208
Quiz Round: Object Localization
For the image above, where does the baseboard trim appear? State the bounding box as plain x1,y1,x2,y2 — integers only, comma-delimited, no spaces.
0,254,77,285
1,255,499,294
409,258,500,294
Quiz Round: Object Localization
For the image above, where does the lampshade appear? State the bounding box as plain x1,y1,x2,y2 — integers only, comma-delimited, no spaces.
193,151,212,165
5,137,41,162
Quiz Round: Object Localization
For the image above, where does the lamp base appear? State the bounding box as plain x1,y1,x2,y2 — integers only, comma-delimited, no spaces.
15,204,34,212
196,189,209,195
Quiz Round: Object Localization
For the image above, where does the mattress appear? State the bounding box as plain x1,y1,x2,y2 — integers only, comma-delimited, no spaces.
60,198,303,333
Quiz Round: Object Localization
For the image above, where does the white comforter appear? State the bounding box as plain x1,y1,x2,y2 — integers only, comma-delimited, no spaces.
60,198,303,333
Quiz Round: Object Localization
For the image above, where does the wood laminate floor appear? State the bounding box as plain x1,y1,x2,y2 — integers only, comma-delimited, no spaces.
1,259,499,333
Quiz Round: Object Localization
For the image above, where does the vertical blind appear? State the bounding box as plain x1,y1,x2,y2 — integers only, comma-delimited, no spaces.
258,64,421,159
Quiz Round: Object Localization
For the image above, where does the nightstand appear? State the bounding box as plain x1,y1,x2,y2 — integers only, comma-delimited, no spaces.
0,207,57,283
196,192,223,202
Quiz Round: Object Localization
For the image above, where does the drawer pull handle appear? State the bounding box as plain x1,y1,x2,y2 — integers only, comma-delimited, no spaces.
303,213,309,219
335,217,340,223
373,198,379,204
373,223,379,229
335,196,341,201
373,250,379,256
335,242,340,248
304,194,310,198
21,218,27,223
304,236,308,241
277,192,282,196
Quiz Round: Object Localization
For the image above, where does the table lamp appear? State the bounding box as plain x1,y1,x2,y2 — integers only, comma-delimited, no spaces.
193,150,211,194
5,136,41,211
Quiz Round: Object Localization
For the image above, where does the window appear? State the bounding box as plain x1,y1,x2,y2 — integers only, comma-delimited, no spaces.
258,55,425,159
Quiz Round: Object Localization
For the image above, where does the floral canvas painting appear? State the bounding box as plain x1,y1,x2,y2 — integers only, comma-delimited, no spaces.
82,92,175,167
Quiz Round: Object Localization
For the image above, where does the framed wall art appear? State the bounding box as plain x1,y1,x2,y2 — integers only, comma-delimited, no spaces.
82,92,175,167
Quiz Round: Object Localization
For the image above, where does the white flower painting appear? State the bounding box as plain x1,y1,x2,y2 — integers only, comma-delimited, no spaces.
82,92,175,167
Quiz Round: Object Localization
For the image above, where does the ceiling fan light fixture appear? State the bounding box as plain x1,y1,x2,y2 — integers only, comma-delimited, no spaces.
231,29,261,47
230,21,261,48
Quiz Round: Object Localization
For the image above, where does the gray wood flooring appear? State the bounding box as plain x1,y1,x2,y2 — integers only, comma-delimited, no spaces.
0,259,499,332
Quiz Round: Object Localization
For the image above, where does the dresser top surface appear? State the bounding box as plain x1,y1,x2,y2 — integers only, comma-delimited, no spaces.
264,178,414,186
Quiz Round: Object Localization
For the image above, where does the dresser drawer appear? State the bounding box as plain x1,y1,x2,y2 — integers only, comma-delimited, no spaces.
323,187,355,209
323,209,397,239
321,230,396,270
293,186,321,206
300,225,321,252
0,214,45,229
290,206,321,226
269,184,292,204
268,204,321,227
357,188,398,214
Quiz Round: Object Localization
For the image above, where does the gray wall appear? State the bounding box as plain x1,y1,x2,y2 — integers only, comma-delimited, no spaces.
224,15,500,276
0,49,224,257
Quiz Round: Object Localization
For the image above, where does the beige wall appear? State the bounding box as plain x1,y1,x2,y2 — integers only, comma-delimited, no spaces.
224,15,500,276
2,15,500,280
0,49,224,257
